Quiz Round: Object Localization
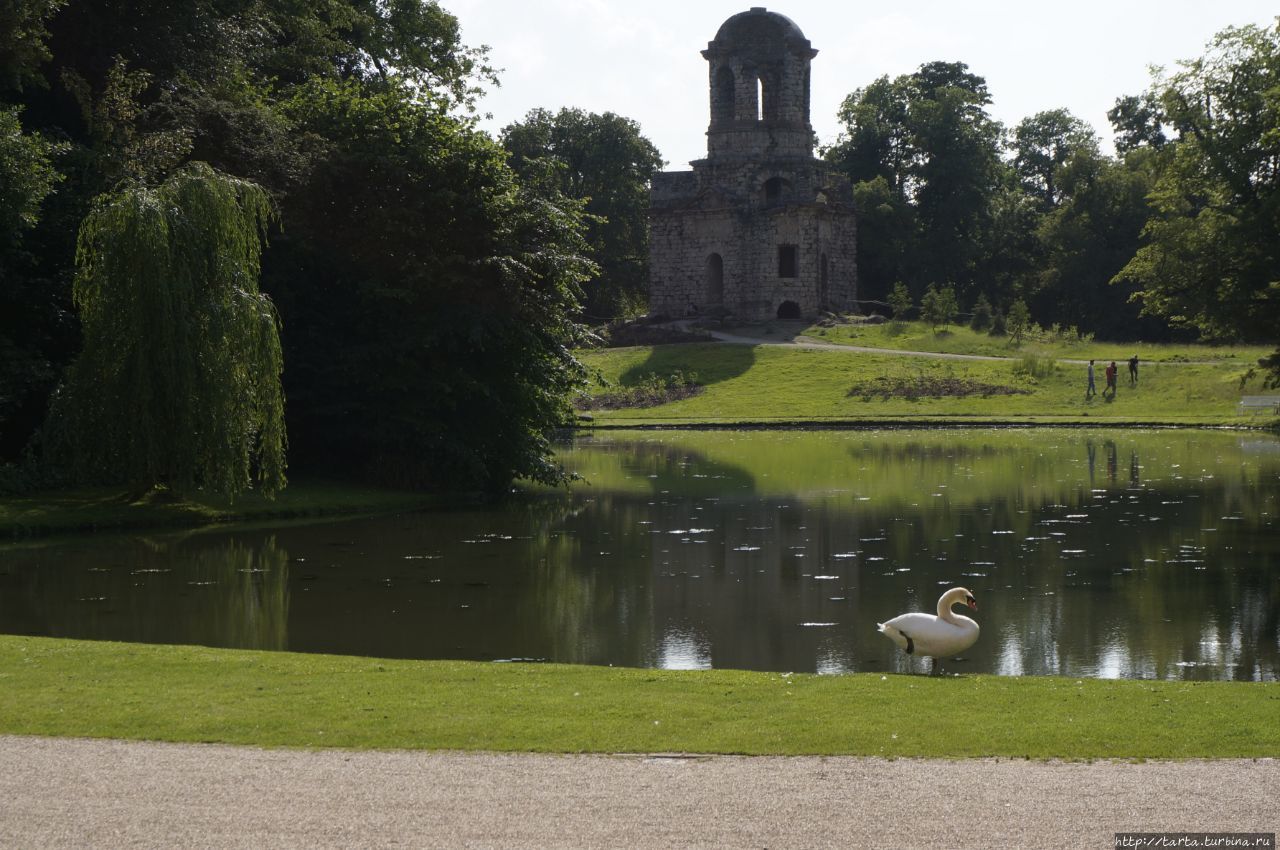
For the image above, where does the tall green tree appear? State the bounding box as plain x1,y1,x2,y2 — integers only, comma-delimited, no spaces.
266,81,592,491
1114,22,1280,365
909,62,1004,294
49,162,285,498
501,108,663,319
827,61,1004,302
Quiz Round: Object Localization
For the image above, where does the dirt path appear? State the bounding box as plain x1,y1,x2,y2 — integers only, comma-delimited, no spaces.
692,323,1232,367
2,735,1275,849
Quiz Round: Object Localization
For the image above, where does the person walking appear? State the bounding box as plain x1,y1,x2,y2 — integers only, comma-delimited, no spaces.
1086,360,1096,398
1128,355,1138,386
1105,361,1117,398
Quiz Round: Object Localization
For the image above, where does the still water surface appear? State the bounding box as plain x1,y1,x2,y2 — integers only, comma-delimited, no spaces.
3,429,1278,679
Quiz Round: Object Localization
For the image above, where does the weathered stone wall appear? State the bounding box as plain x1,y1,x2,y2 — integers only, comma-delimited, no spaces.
649,196,856,320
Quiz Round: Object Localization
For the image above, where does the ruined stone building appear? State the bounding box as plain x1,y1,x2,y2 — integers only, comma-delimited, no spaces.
648,8,857,321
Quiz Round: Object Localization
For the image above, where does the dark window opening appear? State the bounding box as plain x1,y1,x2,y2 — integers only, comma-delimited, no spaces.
777,300,801,319
778,245,798,278
763,176,792,204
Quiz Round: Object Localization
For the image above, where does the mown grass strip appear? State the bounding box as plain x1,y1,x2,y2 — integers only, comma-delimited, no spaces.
2,637,1277,758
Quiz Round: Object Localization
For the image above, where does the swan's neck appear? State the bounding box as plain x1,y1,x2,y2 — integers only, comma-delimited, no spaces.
937,591,965,622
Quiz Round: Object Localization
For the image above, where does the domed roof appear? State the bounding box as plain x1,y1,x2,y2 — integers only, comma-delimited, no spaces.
712,8,809,50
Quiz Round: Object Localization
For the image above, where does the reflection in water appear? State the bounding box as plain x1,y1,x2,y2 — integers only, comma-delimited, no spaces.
1,534,289,650
2,429,1278,681
659,627,712,670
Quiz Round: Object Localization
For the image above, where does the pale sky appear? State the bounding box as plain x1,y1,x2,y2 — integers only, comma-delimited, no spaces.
447,0,1278,168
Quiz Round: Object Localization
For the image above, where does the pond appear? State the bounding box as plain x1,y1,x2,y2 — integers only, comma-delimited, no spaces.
2,429,1278,680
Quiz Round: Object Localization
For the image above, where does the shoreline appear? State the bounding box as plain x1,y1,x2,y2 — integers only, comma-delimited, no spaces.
574,419,1279,431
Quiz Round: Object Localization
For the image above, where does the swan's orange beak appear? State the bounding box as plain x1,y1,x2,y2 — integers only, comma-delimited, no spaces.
966,596,977,610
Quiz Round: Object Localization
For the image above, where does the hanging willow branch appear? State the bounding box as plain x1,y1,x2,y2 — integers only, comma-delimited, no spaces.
50,162,286,499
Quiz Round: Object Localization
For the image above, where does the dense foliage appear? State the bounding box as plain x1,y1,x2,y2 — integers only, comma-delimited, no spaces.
826,63,1156,341
267,81,592,489
2,0,592,492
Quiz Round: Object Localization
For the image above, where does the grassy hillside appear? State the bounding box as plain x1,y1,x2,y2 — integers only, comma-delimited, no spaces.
575,336,1276,426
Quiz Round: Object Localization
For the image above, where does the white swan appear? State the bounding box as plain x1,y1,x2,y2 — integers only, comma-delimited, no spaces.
878,587,979,673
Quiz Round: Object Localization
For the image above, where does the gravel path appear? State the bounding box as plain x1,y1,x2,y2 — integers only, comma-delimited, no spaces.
696,324,1227,366
2,735,1276,849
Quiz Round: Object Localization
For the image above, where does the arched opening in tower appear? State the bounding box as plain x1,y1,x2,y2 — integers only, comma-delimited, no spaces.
714,66,735,124
705,253,724,305
819,253,830,310
757,70,780,122
776,300,801,320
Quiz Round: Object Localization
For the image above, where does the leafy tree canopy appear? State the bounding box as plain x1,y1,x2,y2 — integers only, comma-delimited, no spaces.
1011,108,1099,208
501,107,664,319
1115,22,1280,352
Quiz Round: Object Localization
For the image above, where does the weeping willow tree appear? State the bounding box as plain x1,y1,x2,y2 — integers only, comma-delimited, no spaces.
50,162,286,499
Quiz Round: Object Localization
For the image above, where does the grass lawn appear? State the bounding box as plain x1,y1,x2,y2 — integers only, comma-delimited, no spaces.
0,480,443,539
1,636,1276,758
576,341,1278,426
794,320,1274,364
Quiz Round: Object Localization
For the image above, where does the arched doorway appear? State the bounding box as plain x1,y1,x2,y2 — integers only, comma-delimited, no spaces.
705,253,724,306
776,300,801,319
819,253,829,310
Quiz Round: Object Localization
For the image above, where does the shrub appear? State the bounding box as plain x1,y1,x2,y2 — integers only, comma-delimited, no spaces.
1012,355,1059,381
989,310,1007,336
1007,299,1033,344
887,282,913,322
920,283,959,331
970,294,993,331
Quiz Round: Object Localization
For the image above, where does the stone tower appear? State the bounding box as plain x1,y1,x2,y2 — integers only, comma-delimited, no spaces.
648,8,856,321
